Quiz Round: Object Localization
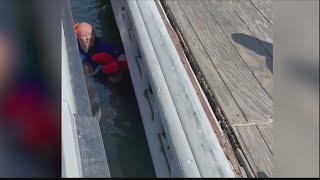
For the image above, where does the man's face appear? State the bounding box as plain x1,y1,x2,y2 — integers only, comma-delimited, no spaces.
78,25,94,53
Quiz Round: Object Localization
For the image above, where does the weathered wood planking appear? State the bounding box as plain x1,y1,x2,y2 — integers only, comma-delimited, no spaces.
203,0,273,98
249,0,273,25
165,0,248,125
163,0,273,177
235,125,273,177
256,123,273,153
177,0,273,122
154,0,226,146
226,0,273,56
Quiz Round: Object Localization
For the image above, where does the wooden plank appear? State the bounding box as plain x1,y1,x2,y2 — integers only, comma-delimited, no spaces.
176,0,273,122
232,127,259,177
235,148,255,178
164,0,273,177
165,0,247,125
256,123,273,153
157,2,244,177
235,126,272,177
226,0,273,56
203,0,273,98
249,0,273,25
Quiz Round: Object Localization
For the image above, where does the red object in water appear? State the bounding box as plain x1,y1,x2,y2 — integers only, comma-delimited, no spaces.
91,52,129,75
91,52,117,65
101,61,121,75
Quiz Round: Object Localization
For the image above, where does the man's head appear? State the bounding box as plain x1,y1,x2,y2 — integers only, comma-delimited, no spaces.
77,22,95,53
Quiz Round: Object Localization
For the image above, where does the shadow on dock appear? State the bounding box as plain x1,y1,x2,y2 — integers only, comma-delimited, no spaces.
232,33,273,73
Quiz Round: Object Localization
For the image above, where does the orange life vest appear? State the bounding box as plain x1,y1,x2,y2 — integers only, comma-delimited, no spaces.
73,22,79,38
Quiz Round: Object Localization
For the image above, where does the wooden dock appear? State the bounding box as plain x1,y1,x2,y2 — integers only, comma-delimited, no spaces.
162,0,273,177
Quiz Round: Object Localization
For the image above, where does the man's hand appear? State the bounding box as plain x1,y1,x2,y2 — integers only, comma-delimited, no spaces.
117,54,129,72
117,54,126,61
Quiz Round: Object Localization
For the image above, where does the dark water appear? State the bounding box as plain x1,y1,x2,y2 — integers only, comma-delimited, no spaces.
70,0,155,177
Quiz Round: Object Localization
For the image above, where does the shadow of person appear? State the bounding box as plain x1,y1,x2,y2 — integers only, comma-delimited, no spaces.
232,33,273,73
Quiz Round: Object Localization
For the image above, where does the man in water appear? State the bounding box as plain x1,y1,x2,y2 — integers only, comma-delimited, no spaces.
76,22,129,85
